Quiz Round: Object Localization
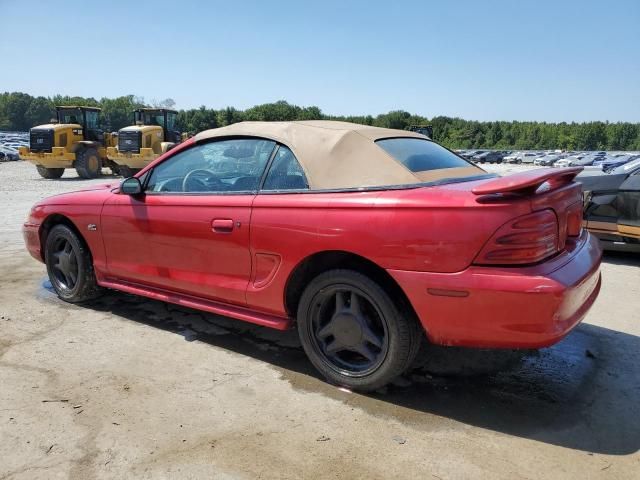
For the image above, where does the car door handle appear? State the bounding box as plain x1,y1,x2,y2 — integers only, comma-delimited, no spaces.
212,218,234,233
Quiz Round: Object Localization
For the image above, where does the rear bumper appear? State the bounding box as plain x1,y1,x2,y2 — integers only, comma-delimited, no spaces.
23,222,43,262
388,231,602,349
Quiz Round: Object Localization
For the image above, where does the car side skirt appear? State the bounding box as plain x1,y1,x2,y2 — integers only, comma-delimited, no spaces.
98,277,292,331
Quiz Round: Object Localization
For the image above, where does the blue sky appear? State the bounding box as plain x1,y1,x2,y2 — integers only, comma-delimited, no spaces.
1,0,638,121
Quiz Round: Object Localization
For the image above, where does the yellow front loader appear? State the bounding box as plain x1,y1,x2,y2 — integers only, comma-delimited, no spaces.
19,106,117,179
107,108,183,177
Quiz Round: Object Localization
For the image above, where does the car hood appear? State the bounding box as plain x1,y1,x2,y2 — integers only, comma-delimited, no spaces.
37,182,117,205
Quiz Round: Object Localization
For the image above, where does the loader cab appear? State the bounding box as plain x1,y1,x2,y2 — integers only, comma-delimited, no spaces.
56,106,104,142
134,108,181,143
408,125,433,139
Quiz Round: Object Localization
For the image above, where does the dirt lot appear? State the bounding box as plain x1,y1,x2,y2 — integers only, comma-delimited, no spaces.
1,161,639,479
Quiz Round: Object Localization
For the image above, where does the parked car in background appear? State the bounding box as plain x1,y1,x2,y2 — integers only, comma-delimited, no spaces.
553,159,573,168
592,155,618,168
578,157,640,252
574,153,606,166
461,150,485,160
503,151,521,163
534,154,564,166
0,146,20,161
598,154,640,172
561,154,586,166
22,121,602,391
472,151,505,163
3,143,25,149
519,152,540,164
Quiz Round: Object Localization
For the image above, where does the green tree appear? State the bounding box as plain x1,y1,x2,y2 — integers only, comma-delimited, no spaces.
2,91,640,151
100,95,146,131
215,107,244,127
374,110,411,130
25,96,55,127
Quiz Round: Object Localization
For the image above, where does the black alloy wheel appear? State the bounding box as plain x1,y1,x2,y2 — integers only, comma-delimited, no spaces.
45,224,102,303
309,286,389,377
297,269,419,391
50,235,79,290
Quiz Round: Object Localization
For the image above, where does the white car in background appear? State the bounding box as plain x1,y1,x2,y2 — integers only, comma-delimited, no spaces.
504,151,537,164
553,159,573,168
534,154,564,166
503,151,521,163
560,154,585,166
524,152,547,164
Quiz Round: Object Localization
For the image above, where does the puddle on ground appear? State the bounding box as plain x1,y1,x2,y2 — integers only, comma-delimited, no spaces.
37,278,56,300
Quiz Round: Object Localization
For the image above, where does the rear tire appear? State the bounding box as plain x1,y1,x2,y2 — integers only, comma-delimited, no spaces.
117,165,141,178
36,166,64,179
75,148,102,179
297,269,419,392
45,224,102,303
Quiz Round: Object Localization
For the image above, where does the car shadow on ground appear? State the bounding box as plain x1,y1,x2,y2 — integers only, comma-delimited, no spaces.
602,251,640,267
68,286,640,457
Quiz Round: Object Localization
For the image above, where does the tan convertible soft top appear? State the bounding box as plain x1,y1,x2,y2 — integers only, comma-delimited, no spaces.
193,120,482,190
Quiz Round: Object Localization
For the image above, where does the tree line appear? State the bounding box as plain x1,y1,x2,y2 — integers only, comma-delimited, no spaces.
1,91,639,151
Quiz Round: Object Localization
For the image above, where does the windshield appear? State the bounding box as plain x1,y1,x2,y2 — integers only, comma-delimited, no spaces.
144,112,165,127
135,111,166,127
57,109,83,125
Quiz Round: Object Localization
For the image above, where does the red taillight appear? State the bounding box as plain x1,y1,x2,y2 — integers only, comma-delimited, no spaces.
566,202,583,237
474,209,559,265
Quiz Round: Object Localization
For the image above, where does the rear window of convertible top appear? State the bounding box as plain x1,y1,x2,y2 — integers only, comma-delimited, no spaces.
376,137,472,172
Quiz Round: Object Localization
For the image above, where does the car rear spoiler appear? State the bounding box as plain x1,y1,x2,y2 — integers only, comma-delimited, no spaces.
472,167,583,196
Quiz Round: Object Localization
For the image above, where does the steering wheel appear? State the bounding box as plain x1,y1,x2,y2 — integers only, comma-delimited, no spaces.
181,169,220,192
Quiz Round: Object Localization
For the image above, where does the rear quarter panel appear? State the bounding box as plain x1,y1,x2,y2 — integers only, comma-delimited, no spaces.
247,185,535,316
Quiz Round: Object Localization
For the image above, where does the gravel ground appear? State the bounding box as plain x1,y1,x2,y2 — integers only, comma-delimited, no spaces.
1,160,639,479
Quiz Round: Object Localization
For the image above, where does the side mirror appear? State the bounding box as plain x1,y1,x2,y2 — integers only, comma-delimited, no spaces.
120,177,143,195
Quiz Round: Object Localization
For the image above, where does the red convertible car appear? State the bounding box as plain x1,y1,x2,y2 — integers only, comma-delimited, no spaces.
23,121,602,391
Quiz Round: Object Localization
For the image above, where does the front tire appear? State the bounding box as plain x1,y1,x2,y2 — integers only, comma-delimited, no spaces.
45,224,102,303
36,166,64,179
75,148,102,179
297,269,418,391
